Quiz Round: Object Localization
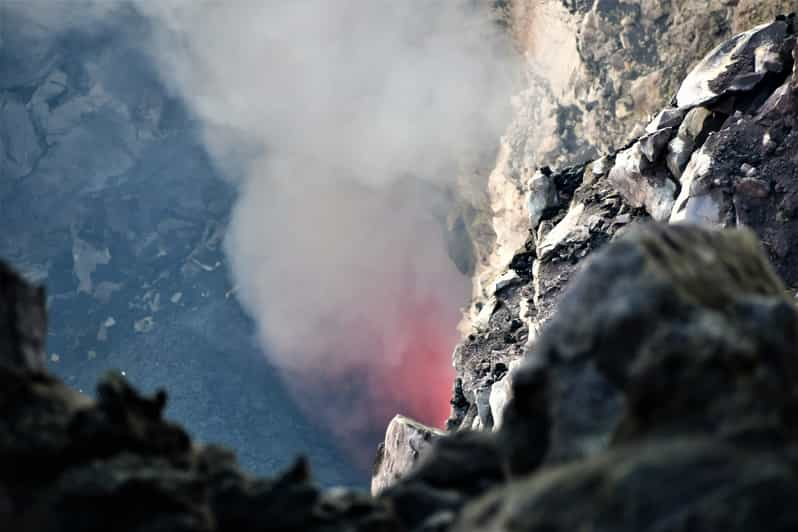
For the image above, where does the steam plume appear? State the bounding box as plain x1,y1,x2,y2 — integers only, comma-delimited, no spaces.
14,0,517,468
139,0,515,467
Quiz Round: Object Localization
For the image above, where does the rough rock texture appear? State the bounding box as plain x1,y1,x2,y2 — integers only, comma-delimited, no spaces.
379,223,798,532
0,262,398,531
456,223,798,531
500,223,795,474
468,0,795,327
11,221,798,530
371,416,444,496
378,431,505,532
448,11,798,439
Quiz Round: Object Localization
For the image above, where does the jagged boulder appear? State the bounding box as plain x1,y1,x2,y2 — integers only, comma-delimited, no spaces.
371,415,444,495
378,430,504,532
451,223,798,531
500,223,798,474
376,223,798,532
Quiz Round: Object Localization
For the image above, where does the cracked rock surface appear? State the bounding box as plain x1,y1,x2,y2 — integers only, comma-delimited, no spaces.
390,223,798,532
374,14,798,530
9,221,798,530
448,11,798,442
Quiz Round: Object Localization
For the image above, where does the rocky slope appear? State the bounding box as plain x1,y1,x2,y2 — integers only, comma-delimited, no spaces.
6,221,798,531
0,5,357,483
448,6,798,437
374,4,798,515
7,5,798,532
387,223,798,532
466,0,795,323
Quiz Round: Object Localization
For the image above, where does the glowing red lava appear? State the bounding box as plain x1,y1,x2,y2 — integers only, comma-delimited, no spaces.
281,283,461,472
373,296,458,429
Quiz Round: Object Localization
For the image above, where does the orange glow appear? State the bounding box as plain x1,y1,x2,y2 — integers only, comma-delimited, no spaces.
280,281,460,472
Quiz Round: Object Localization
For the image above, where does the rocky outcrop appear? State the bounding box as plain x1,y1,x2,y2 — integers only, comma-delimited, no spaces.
383,223,798,531
371,415,444,496
467,0,795,327
455,223,798,531
447,12,798,439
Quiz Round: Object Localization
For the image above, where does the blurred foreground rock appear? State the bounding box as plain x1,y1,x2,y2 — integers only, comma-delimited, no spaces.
0,263,398,532
5,220,798,531
382,223,798,532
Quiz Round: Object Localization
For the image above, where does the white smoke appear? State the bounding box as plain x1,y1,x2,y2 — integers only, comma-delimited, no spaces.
10,0,517,461
134,0,514,361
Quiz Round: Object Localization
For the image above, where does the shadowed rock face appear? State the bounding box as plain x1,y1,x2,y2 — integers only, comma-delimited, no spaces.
448,12,798,443
8,221,798,530
377,224,798,532
366,14,798,532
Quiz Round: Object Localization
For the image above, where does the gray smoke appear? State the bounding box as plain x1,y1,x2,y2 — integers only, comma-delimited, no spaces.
10,0,517,463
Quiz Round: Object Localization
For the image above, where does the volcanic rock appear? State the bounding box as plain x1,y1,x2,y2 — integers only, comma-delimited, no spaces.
468,0,795,310
0,264,398,531
375,221,798,532
371,415,444,496
0,261,47,372
378,430,504,532
454,438,798,532
449,12,798,443
608,139,677,221
676,20,789,107
665,106,726,178
500,223,794,472
452,223,798,531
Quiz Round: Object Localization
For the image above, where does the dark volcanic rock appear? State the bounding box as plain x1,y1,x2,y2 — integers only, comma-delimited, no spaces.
500,223,797,475
0,264,397,531
453,223,798,531
0,261,47,372
455,438,798,532
380,222,798,532
445,13,798,449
